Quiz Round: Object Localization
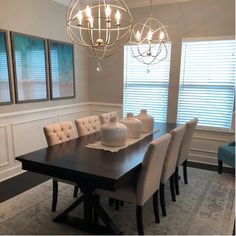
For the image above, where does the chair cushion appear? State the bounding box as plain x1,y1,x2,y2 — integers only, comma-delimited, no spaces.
44,121,76,146
217,141,235,168
75,116,100,136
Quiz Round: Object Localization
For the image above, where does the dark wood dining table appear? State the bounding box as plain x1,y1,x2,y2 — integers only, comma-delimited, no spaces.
16,122,177,234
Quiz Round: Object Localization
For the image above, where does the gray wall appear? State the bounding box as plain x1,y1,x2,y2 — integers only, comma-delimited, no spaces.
0,0,89,114
88,0,235,122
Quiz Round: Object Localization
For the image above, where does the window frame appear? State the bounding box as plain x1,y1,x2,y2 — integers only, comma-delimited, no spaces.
177,36,235,132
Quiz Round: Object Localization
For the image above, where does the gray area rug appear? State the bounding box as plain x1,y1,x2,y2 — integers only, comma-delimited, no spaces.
0,167,234,235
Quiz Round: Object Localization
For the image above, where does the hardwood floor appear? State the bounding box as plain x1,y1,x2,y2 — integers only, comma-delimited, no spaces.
0,172,49,203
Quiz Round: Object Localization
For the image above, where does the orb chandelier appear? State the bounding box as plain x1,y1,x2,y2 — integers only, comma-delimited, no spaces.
129,1,169,71
67,0,133,71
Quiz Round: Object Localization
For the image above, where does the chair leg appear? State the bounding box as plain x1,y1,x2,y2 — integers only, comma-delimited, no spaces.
175,167,180,195
52,179,58,212
218,159,223,174
115,200,120,211
152,190,160,224
94,194,100,225
160,183,166,217
73,185,79,198
120,201,124,207
136,205,144,235
170,175,176,202
183,160,188,184
109,198,114,206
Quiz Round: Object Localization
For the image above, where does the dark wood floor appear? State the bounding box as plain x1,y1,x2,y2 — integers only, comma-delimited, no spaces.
0,172,49,203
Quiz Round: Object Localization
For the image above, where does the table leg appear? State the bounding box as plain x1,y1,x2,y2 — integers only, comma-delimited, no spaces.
53,187,122,235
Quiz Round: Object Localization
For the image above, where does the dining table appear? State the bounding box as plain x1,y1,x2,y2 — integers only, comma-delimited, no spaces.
16,122,177,234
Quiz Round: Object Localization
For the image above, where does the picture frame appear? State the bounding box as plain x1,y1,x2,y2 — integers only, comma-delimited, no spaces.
11,32,49,103
48,39,75,100
0,29,13,105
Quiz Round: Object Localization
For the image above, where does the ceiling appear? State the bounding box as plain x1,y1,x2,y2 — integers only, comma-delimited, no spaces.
53,0,191,8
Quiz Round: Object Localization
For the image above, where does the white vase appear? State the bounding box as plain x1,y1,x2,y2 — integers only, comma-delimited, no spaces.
120,113,142,138
136,109,154,133
100,116,127,147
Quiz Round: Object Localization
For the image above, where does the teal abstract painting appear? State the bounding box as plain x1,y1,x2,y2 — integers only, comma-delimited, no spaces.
11,32,48,103
49,40,75,99
0,30,12,104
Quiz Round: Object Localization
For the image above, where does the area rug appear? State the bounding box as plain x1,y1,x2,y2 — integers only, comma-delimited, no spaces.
0,168,234,235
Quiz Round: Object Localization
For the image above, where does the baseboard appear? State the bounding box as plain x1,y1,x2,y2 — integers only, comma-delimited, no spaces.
188,161,235,174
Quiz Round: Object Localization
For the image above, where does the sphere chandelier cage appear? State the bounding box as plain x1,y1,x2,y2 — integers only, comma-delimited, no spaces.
129,0,170,71
67,0,133,71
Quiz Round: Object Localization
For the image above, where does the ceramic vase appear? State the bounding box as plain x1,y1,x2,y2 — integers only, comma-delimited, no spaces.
100,116,127,147
120,113,142,138
136,109,154,133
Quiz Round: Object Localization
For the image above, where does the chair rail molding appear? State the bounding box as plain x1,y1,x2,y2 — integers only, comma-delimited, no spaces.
0,103,90,182
0,101,234,182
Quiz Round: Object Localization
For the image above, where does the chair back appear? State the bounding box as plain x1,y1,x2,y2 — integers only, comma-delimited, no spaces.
136,133,171,206
176,118,198,167
44,121,76,146
100,111,119,124
75,115,100,136
161,125,186,183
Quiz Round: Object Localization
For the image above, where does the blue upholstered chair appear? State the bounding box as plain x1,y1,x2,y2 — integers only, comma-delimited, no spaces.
217,141,235,174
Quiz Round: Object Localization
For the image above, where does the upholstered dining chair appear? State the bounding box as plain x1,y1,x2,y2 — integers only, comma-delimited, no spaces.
160,125,186,217
75,115,101,136
95,133,171,235
43,121,79,211
174,118,198,195
99,111,119,125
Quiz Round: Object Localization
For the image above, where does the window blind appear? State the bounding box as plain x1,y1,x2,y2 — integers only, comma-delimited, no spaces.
0,52,10,102
123,44,171,121
177,39,235,129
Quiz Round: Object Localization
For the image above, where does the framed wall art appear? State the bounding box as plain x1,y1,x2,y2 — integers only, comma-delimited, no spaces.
0,29,12,105
48,40,75,100
11,32,48,103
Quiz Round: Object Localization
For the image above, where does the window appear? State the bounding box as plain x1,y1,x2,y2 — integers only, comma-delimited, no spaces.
177,39,235,129
123,44,171,121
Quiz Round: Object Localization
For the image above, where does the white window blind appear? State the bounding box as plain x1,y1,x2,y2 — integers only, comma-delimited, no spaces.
0,52,10,102
123,44,171,121
177,39,235,129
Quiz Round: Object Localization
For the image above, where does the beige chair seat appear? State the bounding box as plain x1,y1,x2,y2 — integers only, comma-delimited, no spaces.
75,115,100,136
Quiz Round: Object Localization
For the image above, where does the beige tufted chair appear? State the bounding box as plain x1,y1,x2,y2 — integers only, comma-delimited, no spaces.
175,118,198,195
75,115,101,136
95,134,171,235
99,111,119,125
160,125,186,217
43,121,79,212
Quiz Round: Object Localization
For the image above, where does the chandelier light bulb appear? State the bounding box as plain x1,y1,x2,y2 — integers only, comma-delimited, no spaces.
105,5,111,18
86,6,92,17
88,17,94,28
76,10,83,26
115,10,121,25
136,31,141,41
160,31,165,40
147,30,153,41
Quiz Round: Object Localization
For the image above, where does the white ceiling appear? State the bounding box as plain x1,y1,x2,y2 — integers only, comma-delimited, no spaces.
53,0,191,8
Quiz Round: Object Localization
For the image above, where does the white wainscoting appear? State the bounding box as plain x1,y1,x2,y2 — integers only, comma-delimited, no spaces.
0,102,234,182
0,103,89,181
